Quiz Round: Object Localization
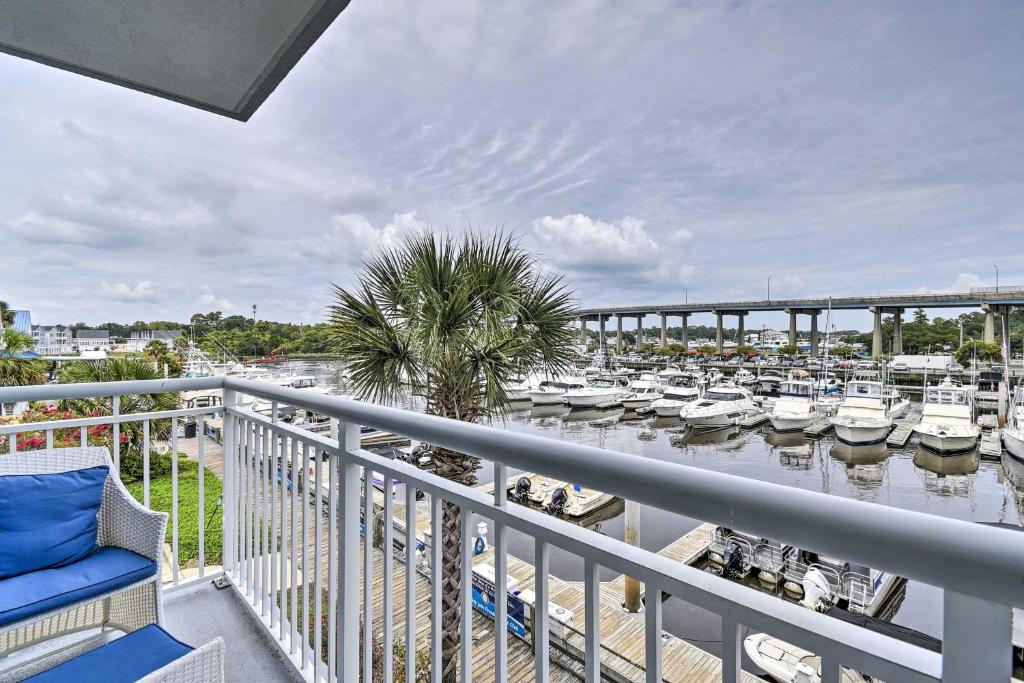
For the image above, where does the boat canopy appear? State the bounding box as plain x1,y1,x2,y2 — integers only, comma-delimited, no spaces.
847,381,883,398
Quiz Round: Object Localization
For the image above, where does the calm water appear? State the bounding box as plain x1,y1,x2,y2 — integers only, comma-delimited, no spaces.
281,359,1024,657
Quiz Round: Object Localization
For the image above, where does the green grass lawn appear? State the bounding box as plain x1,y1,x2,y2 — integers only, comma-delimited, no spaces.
127,455,223,568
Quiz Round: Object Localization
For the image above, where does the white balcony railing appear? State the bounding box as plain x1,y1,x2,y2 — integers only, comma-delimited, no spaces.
2,376,1022,682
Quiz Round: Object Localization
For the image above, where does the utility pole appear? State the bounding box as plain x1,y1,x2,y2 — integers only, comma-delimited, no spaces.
767,275,773,303
995,265,1000,293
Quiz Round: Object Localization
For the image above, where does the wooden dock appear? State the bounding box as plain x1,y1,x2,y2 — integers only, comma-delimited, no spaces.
373,493,755,682
885,408,921,448
738,409,769,429
980,431,1003,459
803,417,833,437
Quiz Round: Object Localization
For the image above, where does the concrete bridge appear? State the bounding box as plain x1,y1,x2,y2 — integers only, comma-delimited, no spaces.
576,288,1024,359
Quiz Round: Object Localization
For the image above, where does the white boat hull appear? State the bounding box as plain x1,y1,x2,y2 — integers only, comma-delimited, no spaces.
1002,427,1024,462
830,416,891,446
621,397,653,409
769,413,815,432
684,410,744,428
651,400,684,418
913,424,980,454
527,390,565,405
565,392,619,408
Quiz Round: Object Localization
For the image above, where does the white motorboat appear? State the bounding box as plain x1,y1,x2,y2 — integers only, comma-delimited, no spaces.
1001,383,1024,462
507,474,616,517
744,633,868,683
733,368,757,387
705,368,724,385
885,386,911,419
505,376,533,402
657,364,685,382
527,378,585,405
507,473,567,505
912,377,980,453
650,374,703,417
769,380,818,432
620,373,664,409
564,377,625,408
680,384,755,428
829,380,892,446
814,372,843,398
757,372,784,394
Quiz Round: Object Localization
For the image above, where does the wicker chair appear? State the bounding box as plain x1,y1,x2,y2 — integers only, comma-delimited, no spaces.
0,447,166,660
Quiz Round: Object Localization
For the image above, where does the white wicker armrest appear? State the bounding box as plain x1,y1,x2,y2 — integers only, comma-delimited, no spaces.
137,637,225,683
99,475,168,562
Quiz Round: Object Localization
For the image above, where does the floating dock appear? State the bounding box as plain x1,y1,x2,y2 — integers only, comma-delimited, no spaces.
803,417,833,437
738,409,769,429
886,408,922,448
980,431,1003,459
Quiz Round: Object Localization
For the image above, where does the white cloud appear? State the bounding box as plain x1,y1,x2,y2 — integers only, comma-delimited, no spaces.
99,281,160,303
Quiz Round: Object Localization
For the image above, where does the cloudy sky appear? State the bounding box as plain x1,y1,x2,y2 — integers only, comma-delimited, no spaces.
2,1,1022,331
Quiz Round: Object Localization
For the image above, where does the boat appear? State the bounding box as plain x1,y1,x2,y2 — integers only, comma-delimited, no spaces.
782,549,902,618
657,364,685,381
564,376,626,408
911,377,980,453
829,379,893,446
526,378,586,405
507,474,616,517
884,386,911,419
732,368,757,387
1002,383,1024,462
620,373,664,410
814,371,843,397
680,384,755,428
704,368,724,385
756,371,785,395
505,376,533,402
769,380,819,432
744,608,939,683
707,526,789,586
650,374,703,417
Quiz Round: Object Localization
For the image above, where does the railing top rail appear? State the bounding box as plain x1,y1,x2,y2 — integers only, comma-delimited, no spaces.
0,376,222,403
4,376,1024,610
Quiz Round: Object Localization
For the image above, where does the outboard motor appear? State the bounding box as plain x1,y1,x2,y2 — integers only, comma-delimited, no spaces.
800,568,833,612
511,477,532,504
411,443,434,466
545,487,569,515
721,541,745,579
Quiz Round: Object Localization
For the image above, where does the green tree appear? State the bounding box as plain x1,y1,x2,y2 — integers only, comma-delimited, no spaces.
328,232,576,680
956,339,1003,367
698,343,718,355
57,358,180,482
0,328,48,386
0,301,14,327
779,343,799,357
144,340,169,359
832,343,854,359
734,344,757,356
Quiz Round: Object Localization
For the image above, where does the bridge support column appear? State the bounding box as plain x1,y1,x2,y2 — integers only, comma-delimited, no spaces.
599,316,606,350
1000,306,1012,368
736,313,746,348
660,314,667,347
637,315,644,350
681,313,690,352
983,304,995,344
870,307,883,360
809,312,819,358
616,315,623,355
579,317,588,346
715,311,724,354
892,309,903,355
787,309,798,348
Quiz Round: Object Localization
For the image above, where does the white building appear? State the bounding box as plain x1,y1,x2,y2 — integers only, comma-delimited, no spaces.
125,329,183,352
31,325,73,355
74,329,111,351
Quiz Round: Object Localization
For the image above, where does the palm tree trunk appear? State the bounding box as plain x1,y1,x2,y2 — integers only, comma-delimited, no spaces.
439,499,462,682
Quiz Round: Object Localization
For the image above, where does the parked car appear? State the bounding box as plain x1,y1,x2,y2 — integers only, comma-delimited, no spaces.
889,361,909,371
792,359,807,367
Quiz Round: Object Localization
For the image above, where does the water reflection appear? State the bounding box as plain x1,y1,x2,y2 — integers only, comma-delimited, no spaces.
829,441,888,489
562,406,624,423
913,447,979,476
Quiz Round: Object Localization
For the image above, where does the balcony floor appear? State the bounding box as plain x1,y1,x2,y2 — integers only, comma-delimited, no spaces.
165,580,304,683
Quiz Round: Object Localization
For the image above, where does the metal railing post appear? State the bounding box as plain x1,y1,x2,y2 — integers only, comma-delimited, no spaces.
337,421,361,683
222,389,237,576
942,590,1012,682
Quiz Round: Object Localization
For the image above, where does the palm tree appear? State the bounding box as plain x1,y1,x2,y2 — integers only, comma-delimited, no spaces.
58,357,179,482
0,328,48,387
328,232,577,680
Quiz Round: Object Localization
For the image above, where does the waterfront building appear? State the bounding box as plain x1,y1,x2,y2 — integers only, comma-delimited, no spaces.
11,310,31,334
74,329,111,352
125,329,183,352
31,324,73,355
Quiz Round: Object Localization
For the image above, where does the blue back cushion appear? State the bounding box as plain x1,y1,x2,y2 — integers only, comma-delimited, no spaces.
0,465,108,579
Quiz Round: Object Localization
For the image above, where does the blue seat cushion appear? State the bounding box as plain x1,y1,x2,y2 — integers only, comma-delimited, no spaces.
0,465,108,579
23,624,193,683
0,547,156,628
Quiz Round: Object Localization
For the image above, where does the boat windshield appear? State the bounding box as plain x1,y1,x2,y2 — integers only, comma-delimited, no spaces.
926,388,967,405
847,382,882,398
704,390,743,401
780,382,812,397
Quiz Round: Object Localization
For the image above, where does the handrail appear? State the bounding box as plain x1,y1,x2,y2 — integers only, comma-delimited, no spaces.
4,376,1024,611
